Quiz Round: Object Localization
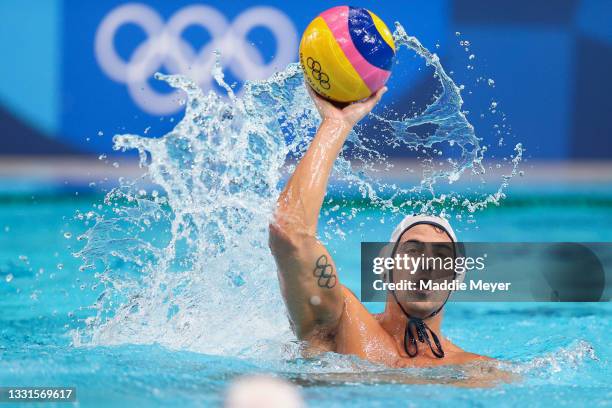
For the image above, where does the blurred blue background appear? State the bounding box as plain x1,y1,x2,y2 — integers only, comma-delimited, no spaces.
0,0,611,158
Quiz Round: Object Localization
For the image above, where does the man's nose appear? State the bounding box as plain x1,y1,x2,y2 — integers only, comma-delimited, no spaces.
422,244,435,271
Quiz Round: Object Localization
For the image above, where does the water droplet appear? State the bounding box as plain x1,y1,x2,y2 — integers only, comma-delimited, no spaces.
57,263,64,270
5,274,13,283
64,232,72,239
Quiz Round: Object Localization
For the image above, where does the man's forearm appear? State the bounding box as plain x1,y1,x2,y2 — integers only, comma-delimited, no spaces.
268,86,384,342
276,118,351,234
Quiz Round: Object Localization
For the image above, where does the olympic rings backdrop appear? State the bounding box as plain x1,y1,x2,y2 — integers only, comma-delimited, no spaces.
0,0,611,158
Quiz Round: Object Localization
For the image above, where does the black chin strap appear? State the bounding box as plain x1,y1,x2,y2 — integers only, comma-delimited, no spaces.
404,317,445,358
390,287,446,359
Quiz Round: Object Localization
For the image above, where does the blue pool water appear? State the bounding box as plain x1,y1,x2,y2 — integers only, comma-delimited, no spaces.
1,189,610,407
1,23,610,407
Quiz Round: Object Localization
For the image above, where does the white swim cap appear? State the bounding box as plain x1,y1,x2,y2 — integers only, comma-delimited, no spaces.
390,214,457,243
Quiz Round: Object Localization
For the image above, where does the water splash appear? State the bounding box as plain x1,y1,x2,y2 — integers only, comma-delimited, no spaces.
379,24,484,186
503,340,599,378
72,24,522,354
73,62,309,356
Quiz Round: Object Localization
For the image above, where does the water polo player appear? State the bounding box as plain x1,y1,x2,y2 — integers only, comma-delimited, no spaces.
269,82,493,366
269,5,491,367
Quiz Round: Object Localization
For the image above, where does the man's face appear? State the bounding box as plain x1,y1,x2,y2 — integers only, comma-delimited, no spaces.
388,224,454,318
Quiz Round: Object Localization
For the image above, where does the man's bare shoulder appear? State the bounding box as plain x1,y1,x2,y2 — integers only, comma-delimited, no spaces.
435,346,519,386
332,286,401,362
339,286,388,330
446,349,494,364
339,285,377,320
443,342,494,363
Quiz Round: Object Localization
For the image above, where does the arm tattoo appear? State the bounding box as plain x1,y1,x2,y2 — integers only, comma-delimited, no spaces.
313,255,337,289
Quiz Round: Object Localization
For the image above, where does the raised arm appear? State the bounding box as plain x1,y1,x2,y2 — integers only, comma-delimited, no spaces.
269,85,386,345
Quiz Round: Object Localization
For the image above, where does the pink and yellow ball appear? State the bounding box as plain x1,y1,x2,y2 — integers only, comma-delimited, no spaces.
299,6,396,103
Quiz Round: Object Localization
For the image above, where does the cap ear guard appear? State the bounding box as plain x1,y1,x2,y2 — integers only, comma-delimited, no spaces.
453,241,467,284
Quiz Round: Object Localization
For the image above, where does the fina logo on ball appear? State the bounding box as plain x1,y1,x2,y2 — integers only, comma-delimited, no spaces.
94,3,298,115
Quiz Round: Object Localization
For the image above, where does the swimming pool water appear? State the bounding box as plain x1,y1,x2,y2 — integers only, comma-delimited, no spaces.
1,190,611,407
